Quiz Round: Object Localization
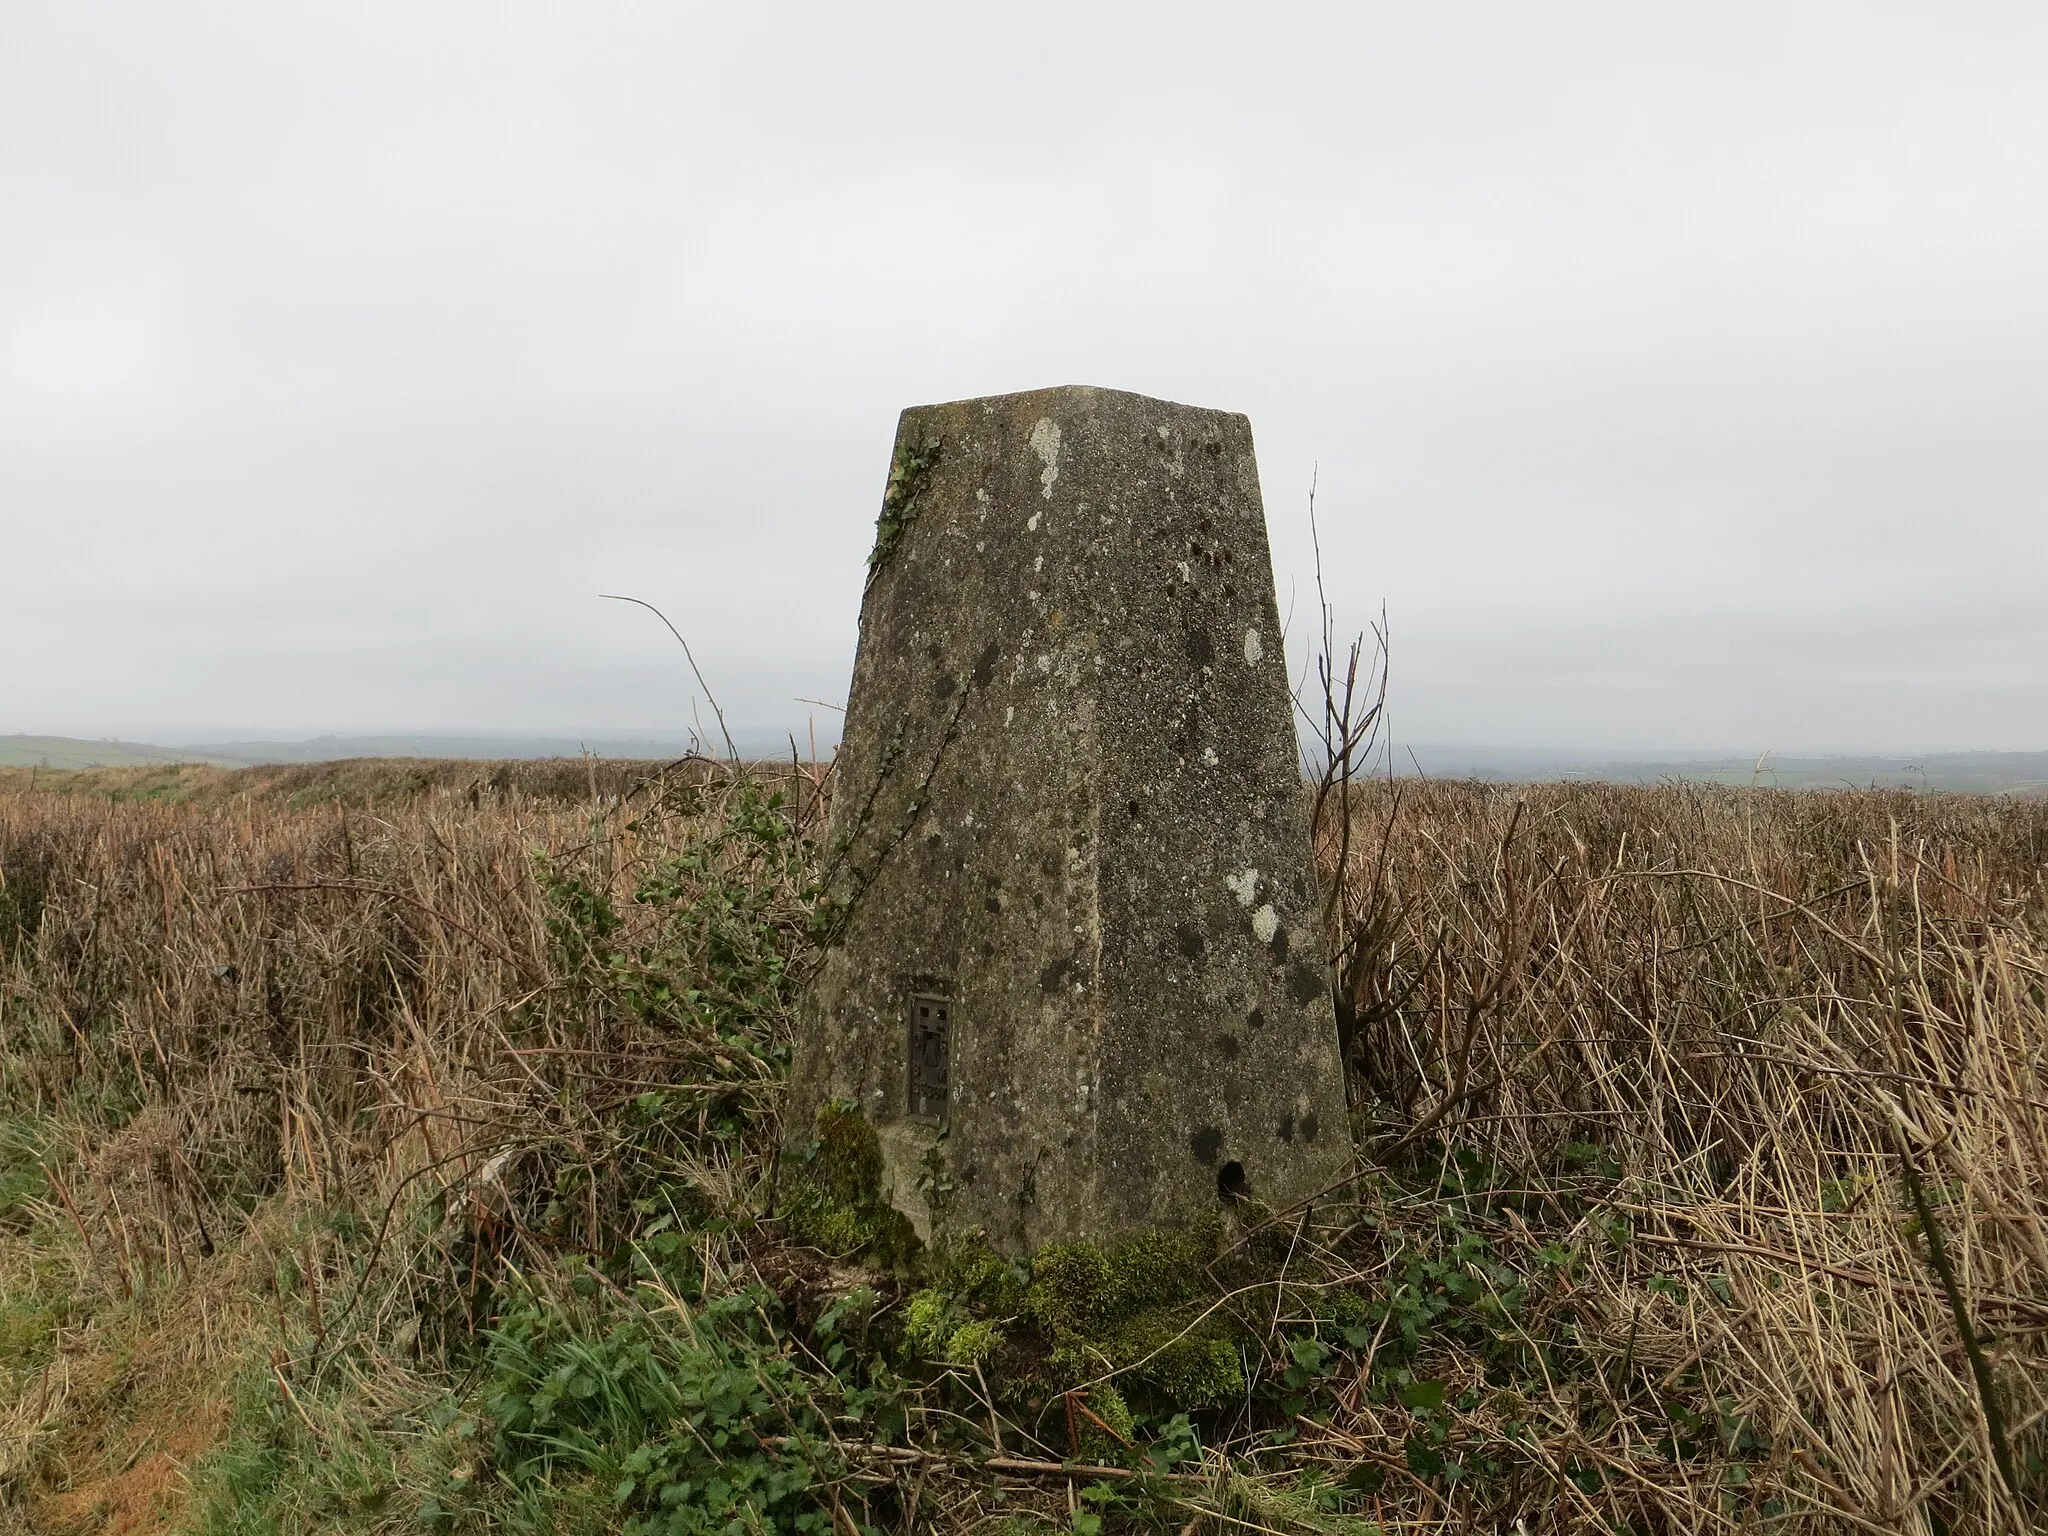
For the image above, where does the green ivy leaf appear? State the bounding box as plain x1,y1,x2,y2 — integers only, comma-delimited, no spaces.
1401,1380,1446,1411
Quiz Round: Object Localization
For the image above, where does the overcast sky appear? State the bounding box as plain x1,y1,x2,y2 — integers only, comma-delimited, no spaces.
5,2,2045,753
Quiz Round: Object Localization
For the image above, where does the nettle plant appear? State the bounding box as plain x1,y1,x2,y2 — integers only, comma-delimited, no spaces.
474,1272,894,1536
537,782,820,1056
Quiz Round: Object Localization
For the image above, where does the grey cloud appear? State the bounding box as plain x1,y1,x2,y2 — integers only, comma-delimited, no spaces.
4,2,2045,751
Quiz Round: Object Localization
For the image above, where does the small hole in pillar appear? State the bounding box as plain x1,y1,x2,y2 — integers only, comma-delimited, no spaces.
1217,1161,1249,1202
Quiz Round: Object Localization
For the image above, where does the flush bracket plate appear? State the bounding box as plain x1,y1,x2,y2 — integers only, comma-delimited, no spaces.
907,994,952,1123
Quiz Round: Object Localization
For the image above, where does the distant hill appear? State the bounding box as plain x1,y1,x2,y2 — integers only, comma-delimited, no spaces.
0,734,243,770
1399,746,2048,795
10,732,2045,793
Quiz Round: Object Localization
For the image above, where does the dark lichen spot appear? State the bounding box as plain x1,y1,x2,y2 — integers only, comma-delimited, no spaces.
1126,798,1142,820
1300,1114,1320,1143
1039,955,1072,993
1268,926,1289,962
1189,1126,1222,1166
1277,1113,1295,1142
933,674,957,699
1246,1007,1266,1031
1217,1160,1248,1200
1287,961,1325,1005
1184,628,1214,667
1214,1033,1240,1061
972,641,1000,687
1174,922,1206,961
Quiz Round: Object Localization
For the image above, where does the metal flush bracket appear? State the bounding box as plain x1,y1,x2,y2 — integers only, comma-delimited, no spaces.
908,994,952,1123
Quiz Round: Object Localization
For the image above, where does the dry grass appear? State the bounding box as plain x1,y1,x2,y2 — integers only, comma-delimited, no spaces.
1,763,2044,1533
0,761,798,1533
1316,779,2048,1533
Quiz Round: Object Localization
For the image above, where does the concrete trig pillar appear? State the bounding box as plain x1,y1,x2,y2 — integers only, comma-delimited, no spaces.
789,385,1349,1257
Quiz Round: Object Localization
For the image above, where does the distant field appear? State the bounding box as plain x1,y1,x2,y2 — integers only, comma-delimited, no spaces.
179,730,807,762
0,734,242,770
0,755,680,807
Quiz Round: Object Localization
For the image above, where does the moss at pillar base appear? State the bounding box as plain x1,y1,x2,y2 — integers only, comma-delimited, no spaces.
781,1106,1256,1426
1026,1221,1246,1412
778,1100,921,1271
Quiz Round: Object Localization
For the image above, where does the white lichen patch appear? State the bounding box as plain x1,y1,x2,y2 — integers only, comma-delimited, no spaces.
1027,511,1042,532
1243,628,1264,665
1028,417,1062,500
1225,868,1260,907
1201,745,1219,767
1251,904,1281,944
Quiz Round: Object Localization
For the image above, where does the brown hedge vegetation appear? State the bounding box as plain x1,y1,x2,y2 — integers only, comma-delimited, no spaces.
1,763,2043,1534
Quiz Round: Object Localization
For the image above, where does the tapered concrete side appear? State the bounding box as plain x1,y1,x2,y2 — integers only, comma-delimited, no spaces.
788,385,1349,1256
